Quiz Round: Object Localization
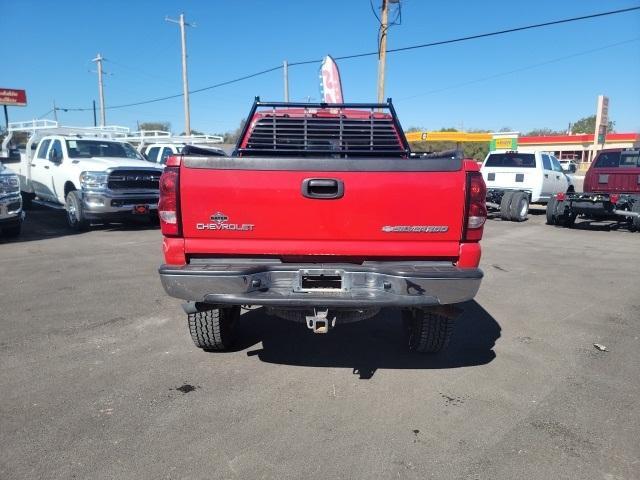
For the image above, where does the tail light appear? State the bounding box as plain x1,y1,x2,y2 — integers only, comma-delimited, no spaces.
158,161,181,236
556,192,566,201
464,172,487,242
610,193,619,204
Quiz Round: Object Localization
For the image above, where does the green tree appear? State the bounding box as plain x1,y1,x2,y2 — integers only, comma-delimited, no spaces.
224,118,246,144
525,128,565,136
139,121,171,132
571,115,615,134
179,130,204,136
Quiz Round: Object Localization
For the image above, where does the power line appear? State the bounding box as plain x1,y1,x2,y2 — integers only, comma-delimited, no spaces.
331,5,640,61
395,37,640,101
58,5,640,112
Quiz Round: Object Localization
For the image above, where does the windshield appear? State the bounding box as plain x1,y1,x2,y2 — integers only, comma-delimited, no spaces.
66,140,143,160
485,153,536,168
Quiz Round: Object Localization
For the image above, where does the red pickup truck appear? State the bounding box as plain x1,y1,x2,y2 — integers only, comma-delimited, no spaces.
158,99,486,353
547,148,640,230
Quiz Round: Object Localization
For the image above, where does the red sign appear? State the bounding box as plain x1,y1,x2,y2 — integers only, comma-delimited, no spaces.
0,88,27,106
319,56,343,104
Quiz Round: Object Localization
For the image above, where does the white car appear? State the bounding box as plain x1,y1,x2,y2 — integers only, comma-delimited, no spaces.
481,150,574,222
1,121,163,231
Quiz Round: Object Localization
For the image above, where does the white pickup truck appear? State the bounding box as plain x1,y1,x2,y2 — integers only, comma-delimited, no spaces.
480,149,574,222
0,161,24,237
1,121,163,231
124,130,225,165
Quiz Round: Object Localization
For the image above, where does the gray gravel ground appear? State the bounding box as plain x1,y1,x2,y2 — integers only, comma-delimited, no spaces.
1,204,638,480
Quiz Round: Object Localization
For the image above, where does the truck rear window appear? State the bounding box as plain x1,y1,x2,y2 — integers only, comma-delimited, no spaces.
485,153,536,168
594,151,621,168
594,151,640,168
620,153,640,168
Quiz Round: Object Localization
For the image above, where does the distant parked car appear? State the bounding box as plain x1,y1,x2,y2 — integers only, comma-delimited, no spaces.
547,148,640,230
480,150,573,222
559,159,578,174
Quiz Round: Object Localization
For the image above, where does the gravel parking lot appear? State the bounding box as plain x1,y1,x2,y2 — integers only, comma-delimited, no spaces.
1,206,638,480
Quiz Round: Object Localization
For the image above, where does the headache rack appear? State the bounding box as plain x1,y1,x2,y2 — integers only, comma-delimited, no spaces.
236,97,410,158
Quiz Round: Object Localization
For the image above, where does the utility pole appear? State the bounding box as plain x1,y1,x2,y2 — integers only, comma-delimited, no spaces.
53,100,58,122
166,13,194,136
283,60,289,102
92,53,106,126
376,0,390,104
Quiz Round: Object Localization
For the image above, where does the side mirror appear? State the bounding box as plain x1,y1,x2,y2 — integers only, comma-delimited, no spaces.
568,164,576,173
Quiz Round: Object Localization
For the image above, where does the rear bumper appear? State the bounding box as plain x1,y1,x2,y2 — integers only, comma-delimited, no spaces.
159,261,483,307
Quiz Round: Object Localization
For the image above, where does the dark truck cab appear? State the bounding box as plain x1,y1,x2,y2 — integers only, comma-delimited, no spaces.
158,99,486,353
546,148,640,230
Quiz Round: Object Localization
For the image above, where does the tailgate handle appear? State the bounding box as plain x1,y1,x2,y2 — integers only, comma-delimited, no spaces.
302,178,344,199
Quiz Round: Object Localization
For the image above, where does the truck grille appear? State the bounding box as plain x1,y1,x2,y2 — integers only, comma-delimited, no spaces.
243,115,405,156
108,170,160,190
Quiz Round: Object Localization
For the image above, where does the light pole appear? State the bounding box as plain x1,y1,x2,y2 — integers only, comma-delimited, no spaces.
283,60,290,102
166,13,195,136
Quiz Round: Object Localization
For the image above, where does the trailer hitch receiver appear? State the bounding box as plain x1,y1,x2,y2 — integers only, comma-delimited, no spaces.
306,308,336,334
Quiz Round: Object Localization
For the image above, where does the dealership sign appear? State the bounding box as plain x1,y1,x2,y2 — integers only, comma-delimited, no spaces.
0,88,27,106
319,56,343,104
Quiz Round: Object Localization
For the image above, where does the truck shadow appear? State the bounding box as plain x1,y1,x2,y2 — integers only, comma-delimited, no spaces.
236,300,500,379
0,204,158,244
550,219,637,233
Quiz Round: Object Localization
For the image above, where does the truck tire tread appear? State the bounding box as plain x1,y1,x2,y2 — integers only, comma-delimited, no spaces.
500,191,514,221
546,196,558,225
631,203,640,231
509,192,529,222
406,309,454,353
188,307,239,351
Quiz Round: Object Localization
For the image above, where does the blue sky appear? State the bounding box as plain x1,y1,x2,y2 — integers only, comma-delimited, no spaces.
1,0,639,134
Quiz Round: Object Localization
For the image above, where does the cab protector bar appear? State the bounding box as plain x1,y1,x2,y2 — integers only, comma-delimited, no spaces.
234,96,411,155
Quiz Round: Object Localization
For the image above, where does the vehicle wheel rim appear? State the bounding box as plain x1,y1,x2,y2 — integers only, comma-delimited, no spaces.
520,200,528,217
66,197,77,225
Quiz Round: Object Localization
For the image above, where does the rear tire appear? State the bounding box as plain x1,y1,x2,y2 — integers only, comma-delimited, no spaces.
509,192,529,222
188,306,240,351
405,308,454,353
65,190,89,232
546,196,558,225
631,203,640,232
500,191,514,221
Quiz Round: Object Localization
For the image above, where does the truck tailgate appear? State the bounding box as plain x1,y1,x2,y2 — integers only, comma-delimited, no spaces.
482,167,537,191
178,157,466,258
587,167,640,193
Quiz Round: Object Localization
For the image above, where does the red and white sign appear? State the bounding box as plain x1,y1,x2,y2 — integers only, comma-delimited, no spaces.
319,56,343,104
0,88,27,106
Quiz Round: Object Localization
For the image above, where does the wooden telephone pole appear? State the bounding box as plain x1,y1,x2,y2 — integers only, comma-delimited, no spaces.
376,0,390,103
